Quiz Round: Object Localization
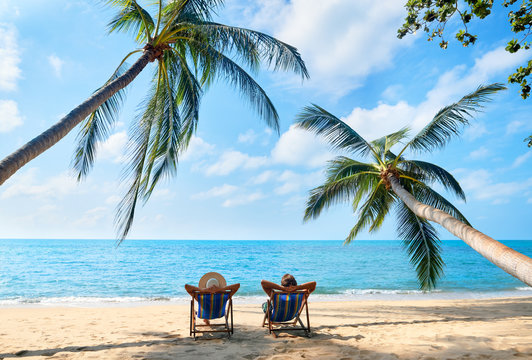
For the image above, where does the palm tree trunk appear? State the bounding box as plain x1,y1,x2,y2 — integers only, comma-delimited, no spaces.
0,50,154,186
388,174,532,287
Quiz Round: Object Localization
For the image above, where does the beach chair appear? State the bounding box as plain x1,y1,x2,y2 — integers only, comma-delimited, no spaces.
261,280,316,338
185,278,239,340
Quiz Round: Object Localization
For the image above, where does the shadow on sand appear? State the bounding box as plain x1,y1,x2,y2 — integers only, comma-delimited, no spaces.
1,298,531,359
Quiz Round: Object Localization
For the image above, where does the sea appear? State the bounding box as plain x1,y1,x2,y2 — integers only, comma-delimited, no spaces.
0,239,531,307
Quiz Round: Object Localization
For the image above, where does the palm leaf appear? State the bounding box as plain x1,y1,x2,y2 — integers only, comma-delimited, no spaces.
188,39,280,132
72,64,129,180
108,0,155,43
116,99,155,242
370,128,410,157
396,201,444,290
345,180,393,243
400,160,466,200
402,83,506,154
295,104,376,158
304,157,379,221
195,23,309,79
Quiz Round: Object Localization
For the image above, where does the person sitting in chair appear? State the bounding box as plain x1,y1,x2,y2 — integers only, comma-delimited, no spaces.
261,274,315,312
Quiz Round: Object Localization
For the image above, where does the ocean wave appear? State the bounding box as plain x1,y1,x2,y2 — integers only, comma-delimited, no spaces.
0,296,188,306
341,289,440,295
516,287,532,291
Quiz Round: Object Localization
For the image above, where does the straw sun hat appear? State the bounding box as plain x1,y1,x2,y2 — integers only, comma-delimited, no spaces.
198,272,227,289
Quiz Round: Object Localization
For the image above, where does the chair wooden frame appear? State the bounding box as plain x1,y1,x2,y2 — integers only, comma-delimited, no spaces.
261,281,316,338
185,284,239,340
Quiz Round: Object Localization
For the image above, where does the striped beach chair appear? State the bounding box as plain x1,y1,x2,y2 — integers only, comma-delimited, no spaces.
185,283,240,339
261,280,316,337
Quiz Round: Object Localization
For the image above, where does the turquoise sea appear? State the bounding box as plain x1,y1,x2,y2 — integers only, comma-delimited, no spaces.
0,239,531,306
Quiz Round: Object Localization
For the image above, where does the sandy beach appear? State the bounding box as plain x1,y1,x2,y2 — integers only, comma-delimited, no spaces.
0,297,531,359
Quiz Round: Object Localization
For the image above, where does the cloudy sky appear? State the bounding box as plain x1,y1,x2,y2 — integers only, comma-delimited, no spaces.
0,0,531,240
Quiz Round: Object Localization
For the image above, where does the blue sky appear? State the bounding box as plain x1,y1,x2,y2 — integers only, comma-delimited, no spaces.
0,0,531,240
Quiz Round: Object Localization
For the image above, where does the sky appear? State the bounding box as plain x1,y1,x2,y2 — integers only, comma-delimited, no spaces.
0,0,531,240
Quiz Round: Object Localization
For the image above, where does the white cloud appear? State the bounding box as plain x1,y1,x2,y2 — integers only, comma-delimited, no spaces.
75,207,108,227
464,122,489,141
238,129,257,144
381,84,404,102
0,99,23,132
274,170,323,195
151,187,175,200
468,146,490,160
192,184,238,199
105,195,121,205
240,0,413,96
251,170,278,185
458,169,532,204
98,131,128,163
181,136,215,161
506,120,526,135
271,125,334,168
48,54,64,78
512,152,532,168
222,192,265,207
1,169,80,199
343,101,417,142
0,24,21,91
206,150,268,176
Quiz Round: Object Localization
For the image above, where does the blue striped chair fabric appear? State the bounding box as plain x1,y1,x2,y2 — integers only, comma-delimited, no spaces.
196,292,231,320
270,292,306,323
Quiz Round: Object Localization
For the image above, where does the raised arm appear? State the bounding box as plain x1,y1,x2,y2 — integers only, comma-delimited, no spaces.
296,281,317,294
261,280,285,297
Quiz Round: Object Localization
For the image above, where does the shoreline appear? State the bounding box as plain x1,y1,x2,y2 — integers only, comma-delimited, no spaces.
0,297,531,359
1,289,531,308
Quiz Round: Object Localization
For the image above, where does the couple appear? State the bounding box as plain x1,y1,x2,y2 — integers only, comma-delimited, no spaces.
185,272,316,338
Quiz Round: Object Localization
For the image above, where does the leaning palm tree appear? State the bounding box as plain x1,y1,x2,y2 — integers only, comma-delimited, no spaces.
0,0,308,239
297,83,532,290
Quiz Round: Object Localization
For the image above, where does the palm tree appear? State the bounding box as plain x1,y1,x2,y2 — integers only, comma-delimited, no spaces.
0,0,308,239
297,84,532,289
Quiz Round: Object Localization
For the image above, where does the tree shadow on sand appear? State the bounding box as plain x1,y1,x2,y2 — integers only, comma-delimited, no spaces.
2,298,531,359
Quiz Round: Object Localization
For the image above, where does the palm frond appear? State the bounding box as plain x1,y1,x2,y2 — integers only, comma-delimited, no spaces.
116,66,181,240
116,98,155,242
303,157,379,221
189,39,280,132
72,63,129,180
108,0,155,43
162,0,224,24
167,48,202,135
403,83,506,154
396,201,444,290
370,128,410,158
143,55,184,198
295,104,375,158
344,180,392,243
400,160,466,201
195,23,309,79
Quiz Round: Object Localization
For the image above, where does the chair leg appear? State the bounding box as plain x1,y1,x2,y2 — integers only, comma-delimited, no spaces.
305,302,311,337
230,299,234,335
190,300,194,337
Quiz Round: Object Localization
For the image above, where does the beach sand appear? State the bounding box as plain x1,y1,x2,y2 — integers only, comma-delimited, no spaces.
0,297,531,359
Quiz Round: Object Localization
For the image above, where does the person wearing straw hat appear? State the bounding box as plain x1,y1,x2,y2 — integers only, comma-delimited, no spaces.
185,272,239,326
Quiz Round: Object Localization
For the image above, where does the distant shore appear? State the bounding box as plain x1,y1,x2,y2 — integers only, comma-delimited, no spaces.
1,297,531,359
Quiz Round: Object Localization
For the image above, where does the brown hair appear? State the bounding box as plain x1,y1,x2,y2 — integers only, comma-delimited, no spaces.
281,274,297,287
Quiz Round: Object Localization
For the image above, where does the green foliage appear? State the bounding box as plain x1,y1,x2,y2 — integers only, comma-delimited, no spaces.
297,84,504,290
398,0,532,100
74,0,308,240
